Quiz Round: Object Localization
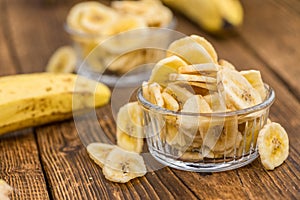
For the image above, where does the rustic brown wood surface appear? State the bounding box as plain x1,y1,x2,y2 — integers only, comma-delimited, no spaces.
0,0,299,199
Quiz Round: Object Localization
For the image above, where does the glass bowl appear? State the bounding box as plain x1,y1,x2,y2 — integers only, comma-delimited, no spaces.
137,84,275,172
64,18,180,87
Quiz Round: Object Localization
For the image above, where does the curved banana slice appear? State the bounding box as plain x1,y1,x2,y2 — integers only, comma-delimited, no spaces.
46,46,76,73
190,35,218,63
169,73,217,84
164,82,194,108
87,143,115,168
178,95,211,139
116,102,144,139
162,91,179,111
111,0,173,27
203,92,226,112
201,116,241,154
106,50,146,73
167,36,214,64
217,68,262,110
67,1,118,34
178,63,218,75
0,179,12,200
149,82,164,107
117,127,144,153
188,81,217,91
102,147,147,183
103,15,147,35
218,59,236,70
166,122,187,147
240,70,266,100
149,55,187,87
257,122,289,170
100,19,149,54
142,81,151,101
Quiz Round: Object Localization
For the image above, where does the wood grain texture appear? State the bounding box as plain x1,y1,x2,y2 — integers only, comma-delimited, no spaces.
0,130,50,200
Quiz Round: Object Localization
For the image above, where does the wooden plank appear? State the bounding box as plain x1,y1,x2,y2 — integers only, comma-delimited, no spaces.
0,131,50,200
239,0,300,99
5,0,76,73
0,0,18,75
0,1,50,199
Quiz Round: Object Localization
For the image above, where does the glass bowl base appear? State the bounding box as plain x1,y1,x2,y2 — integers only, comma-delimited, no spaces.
149,148,259,173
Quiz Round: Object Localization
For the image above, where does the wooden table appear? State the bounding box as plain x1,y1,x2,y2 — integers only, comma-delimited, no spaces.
0,0,299,199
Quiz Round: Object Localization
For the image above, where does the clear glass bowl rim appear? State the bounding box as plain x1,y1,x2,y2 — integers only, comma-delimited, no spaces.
137,84,275,117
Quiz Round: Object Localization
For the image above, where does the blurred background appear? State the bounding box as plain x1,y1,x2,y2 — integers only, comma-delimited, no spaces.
0,0,299,99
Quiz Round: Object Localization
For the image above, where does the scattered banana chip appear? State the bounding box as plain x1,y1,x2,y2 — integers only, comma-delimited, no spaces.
102,147,147,183
87,143,146,183
0,179,13,200
257,122,289,170
46,46,76,73
87,143,115,168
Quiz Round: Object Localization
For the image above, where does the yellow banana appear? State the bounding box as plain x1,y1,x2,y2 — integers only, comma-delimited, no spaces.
0,73,111,135
161,0,243,34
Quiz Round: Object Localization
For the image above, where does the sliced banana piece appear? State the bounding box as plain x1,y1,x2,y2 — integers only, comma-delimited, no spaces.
169,73,217,84
164,82,194,108
87,143,115,168
167,36,214,64
188,81,217,91
166,121,187,147
0,179,12,200
149,55,187,87
178,63,218,75
203,92,226,112
240,70,266,100
201,116,241,154
217,68,262,110
162,91,179,111
67,1,118,34
190,35,218,63
111,0,173,27
218,59,236,70
149,82,164,107
102,147,147,183
142,81,151,101
257,122,289,170
116,102,144,139
46,46,76,73
103,15,147,35
117,127,144,153
178,95,211,139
